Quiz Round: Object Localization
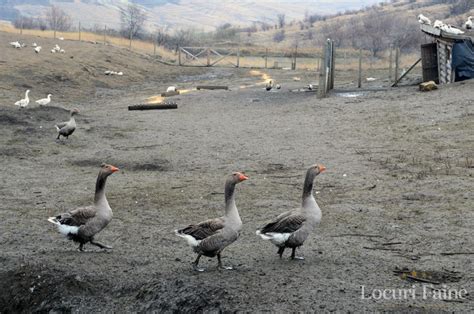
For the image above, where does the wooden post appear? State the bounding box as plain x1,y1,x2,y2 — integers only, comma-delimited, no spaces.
389,45,393,82
54,28,56,39
129,29,132,49
265,48,268,68
20,19,23,34
178,48,182,66
358,48,362,88
329,40,335,90
394,47,400,83
236,46,240,68
78,22,81,41
207,48,211,67
153,37,156,56
293,44,298,70
103,25,107,44
318,56,326,98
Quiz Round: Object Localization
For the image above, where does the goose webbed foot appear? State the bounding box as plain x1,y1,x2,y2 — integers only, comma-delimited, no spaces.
90,240,113,250
217,253,234,270
192,254,205,272
78,243,86,252
290,247,304,260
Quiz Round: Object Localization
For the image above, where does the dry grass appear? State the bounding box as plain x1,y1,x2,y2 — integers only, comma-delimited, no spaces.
0,23,176,60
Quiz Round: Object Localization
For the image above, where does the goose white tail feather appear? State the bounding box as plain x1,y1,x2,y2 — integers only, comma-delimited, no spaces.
256,230,291,245
48,217,79,236
174,230,201,247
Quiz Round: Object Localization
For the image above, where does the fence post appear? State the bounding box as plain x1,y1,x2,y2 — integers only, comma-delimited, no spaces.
388,45,393,82
358,48,362,88
178,48,182,66
153,36,157,56
292,44,298,70
20,19,23,34
265,48,268,68
207,48,211,66
318,56,327,98
236,46,240,68
129,29,132,49
329,40,335,90
78,22,81,41
54,28,56,39
103,25,107,44
394,47,400,84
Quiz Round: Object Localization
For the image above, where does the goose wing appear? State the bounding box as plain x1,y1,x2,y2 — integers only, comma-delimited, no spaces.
177,218,224,240
260,212,306,234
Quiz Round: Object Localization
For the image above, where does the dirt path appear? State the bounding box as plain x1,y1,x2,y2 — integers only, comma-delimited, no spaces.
0,33,473,311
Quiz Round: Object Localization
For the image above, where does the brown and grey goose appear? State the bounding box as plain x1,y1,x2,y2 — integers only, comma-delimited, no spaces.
256,164,326,259
48,164,119,251
175,172,248,271
55,108,79,140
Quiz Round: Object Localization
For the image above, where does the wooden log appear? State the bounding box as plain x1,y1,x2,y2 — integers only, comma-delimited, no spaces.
196,85,229,90
160,91,180,97
128,103,178,111
358,48,362,88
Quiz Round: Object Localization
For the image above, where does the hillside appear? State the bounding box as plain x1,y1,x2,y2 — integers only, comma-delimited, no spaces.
239,0,474,52
1,0,381,31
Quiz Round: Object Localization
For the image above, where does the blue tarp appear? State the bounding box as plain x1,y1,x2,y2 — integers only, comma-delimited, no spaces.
452,40,474,82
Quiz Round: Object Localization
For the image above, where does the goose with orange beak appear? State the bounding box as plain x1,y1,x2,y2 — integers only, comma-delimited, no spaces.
48,164,119,251
175,172,248,271
256,164,326,260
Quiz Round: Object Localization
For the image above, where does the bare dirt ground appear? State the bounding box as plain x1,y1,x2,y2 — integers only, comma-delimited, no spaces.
0,32,473,312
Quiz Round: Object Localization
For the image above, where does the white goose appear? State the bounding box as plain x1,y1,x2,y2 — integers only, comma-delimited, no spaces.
14,90,30,108
418,14,431,25
36,94,52,106
34,46,42,53
465,16,473,30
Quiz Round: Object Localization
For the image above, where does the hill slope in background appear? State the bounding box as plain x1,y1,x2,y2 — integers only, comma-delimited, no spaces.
1,0,381,31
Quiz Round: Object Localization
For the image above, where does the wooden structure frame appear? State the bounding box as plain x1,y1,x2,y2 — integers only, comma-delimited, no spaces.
420,24,474,84
318,39,335,98
178,47,239,67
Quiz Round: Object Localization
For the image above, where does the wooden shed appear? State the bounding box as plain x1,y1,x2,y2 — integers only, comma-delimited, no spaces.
420,24,474,84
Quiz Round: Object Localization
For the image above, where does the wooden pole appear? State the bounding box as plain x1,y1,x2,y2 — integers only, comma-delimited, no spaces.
388,45,393,82
153,35,157,56
54,28,56,39
394,47,400,83
318,56,326,98
392,58,421,87
236,46,240,68
293,44,298,70
329,40,335,90
103,25,107,44
129,29,132,49
78,22,81,41
265,48,268,68
20,19,23,34
178,48,182,65
358,48,362,88
207,48,211,67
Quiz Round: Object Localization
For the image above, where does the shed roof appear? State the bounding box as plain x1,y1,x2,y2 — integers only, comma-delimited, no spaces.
420,24,474,43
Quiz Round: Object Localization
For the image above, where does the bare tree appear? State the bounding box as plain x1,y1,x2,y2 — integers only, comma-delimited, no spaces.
45,6,72,31
277,13,286,28
120,4,147,40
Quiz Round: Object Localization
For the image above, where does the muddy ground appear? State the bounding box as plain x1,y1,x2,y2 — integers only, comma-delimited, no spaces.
0,32,473,312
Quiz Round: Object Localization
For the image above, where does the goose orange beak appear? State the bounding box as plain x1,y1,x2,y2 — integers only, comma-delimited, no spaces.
110,166,120,173
238,173,248,181
319,165,326,172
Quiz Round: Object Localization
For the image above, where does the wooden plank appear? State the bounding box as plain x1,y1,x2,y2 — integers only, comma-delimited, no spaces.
392,58,421,87
196,85,229,90
128,103,178,110
160,91,180,97
394,47,400,84
357,48,362,88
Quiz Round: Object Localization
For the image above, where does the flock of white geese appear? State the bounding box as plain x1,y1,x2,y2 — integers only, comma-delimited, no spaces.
418,14,473,34
9,40,65,54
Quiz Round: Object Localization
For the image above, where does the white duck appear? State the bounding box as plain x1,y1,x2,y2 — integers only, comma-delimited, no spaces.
166,86,177,92
14,90,30,108
36,94,52,106
34,46,42,53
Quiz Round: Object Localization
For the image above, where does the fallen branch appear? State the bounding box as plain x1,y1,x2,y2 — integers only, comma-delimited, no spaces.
363,246,401,251
405,275,440,285
196,85,228,90
440,252,474,256
381,242,403,246
128,103,177,110
331,234,382,238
